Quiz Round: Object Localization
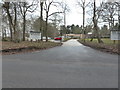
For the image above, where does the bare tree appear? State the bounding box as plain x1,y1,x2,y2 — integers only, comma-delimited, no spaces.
3,2,19,42
13,3,18,42
101,2,117,29
92,0,103,43
40,0,45,41
19,0,38,41
3,2,13,41
49,13,62,28
44,0,62,42
61,2,70,38
77,0,90,41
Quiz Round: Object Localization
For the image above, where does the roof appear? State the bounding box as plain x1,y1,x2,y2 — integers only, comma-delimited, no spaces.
87,32,92,35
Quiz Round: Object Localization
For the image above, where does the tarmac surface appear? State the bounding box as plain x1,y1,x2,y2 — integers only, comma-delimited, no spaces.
2,39,118,88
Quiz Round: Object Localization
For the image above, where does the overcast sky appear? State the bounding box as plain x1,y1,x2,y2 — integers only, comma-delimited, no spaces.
65,0,83,26
56,0,105,26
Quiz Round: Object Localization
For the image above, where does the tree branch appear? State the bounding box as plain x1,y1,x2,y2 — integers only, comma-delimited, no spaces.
48,12,63,17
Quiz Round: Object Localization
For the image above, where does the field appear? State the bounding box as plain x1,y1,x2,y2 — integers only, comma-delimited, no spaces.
78,38,119,54
84,38,119,45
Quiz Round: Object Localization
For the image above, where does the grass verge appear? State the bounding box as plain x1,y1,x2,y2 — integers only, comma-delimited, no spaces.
1,41,62,55
63,38,71,42
78,39,119,55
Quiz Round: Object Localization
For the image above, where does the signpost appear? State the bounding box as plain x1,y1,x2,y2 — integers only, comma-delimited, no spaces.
29,31,41,41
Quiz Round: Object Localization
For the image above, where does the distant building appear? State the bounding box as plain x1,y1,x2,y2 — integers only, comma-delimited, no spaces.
86,32,93,38
65,34,85,39
29,31,41,41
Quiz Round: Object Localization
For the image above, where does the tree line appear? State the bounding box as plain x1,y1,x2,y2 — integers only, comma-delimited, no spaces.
1,0,68,42
1,0,120,43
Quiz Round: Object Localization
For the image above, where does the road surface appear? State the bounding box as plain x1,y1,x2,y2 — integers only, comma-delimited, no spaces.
2,39,118,88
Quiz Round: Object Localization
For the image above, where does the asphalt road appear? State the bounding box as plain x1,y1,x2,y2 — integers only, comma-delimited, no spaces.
2,39,118,88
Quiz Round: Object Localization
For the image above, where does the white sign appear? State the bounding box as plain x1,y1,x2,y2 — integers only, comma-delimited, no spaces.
111,31,120,40
29,31,41,41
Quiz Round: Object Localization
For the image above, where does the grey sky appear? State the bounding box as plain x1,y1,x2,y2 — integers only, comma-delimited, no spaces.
63,0,104,26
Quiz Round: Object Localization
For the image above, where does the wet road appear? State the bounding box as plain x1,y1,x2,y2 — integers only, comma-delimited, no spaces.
2,39,118,88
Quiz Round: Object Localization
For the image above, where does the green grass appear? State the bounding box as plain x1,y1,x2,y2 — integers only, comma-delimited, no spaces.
63,38,71,42
83,38,119,45
78,38,119,54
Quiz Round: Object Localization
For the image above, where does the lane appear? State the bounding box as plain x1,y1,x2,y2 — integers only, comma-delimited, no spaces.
2,39,118,88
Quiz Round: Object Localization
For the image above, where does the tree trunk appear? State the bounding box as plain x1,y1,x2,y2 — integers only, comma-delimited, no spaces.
13,3,18,42
95,27,103,43
45,12,48,42
2,27,6,40
90,37,93,41
40,2,43,41
93,0,103,43
23,12,26,41
9,23,13,41
22,2,26,41
90,32,95,42
83,6,85,42
6,13,13,41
